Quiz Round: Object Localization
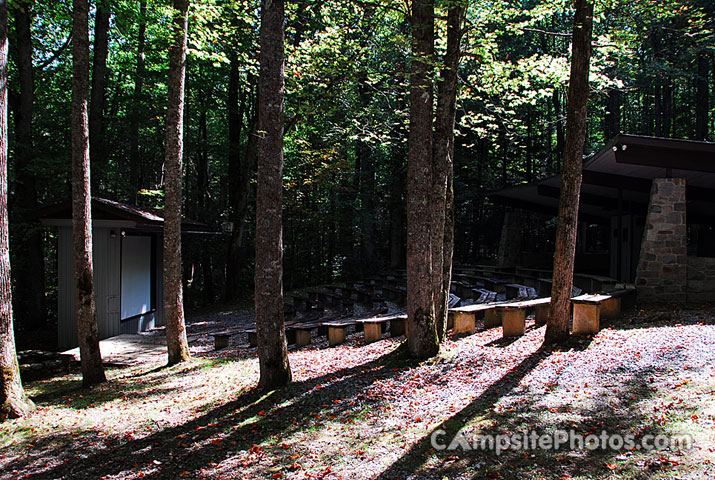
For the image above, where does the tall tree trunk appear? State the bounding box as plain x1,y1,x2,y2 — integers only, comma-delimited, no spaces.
407,0,439,359
195,96,214,302
544,0,593,345
432,2,465,341
89,1,110,190
163,0,190,365
129,0,146,203
695,52,709,141
10,0,45,331
0,0,34,421
72,0,106,385
255,0,291,389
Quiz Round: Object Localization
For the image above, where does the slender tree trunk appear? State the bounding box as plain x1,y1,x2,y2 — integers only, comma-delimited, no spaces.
72,0,106,385
10,1,45,331
544,0,593,345
0,0,34,421
255,0,291,389
695,52,709,141
432,2,465,341
163,0,190,365
89,1,110,189
129,0,146,203
407,0,439,359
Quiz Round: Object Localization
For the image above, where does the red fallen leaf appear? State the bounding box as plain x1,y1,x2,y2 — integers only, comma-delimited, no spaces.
258,410,266,416
605,464,617,470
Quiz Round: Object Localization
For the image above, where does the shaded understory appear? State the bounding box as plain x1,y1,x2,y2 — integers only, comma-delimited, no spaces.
2,306,715,479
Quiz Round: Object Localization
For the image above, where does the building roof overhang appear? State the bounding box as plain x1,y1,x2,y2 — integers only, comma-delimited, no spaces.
489,134,715,223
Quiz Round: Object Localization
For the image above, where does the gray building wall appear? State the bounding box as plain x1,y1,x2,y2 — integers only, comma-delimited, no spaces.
57,226,164,350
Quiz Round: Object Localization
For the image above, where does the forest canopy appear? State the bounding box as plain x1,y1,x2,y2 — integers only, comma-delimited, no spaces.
6,0,714,324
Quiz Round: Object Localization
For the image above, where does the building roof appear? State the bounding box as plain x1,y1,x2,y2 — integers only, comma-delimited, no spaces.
37,197,213,233
489,134,715,223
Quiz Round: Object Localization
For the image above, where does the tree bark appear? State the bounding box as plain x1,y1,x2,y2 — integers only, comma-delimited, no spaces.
72,0,106,386
0,0,34,421
255,0,291,389
695,52,709,141
544,0,593,345
89,0,110,188
10,0,45,331
129,0,146,204
163,0,190,365
407,0,439,359
432,2,464,341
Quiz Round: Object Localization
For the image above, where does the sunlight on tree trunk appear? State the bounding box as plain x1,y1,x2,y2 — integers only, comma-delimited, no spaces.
255,0,291,390
0,0,35,420
72,0,106,386
407,0,439,359
163,0,191,366
545,0,594,345
432,2,466,341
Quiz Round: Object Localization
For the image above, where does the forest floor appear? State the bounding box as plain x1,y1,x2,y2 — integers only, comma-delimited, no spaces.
2,305,715,480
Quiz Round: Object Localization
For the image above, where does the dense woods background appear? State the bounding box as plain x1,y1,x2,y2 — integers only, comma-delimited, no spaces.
6,0,714,332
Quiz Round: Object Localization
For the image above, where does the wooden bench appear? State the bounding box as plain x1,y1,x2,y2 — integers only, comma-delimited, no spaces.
448,303,499,334
357,314,407,343
322,320,357,346
571,289,636,334
291,322,322,347
213,332,232,350
537,278,582,298
246,326,297,347
492,298,553,337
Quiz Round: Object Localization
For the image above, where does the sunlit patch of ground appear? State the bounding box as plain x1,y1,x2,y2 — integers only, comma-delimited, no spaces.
1,306,714,479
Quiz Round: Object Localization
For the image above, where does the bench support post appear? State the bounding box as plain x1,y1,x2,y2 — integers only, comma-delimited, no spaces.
501,308,526,337
573,303,600,334
453,312,476,334
534,304,549,326
295,330,312,347
601,297,621,319
390,318,406,337
214,335,230,350
484,309,501,329
328,327,347,346
364,323,382,343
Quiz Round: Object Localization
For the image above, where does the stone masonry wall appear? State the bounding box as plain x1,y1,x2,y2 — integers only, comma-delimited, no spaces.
497,209,522,268
635,178,687,303
688,256,715,304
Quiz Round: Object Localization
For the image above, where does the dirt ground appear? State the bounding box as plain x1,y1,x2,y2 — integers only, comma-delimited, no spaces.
2,305,714,479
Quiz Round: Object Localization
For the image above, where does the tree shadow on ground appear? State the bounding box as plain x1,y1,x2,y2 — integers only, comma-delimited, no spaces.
376,340,692,480
26,361,211,409
10,342,414,479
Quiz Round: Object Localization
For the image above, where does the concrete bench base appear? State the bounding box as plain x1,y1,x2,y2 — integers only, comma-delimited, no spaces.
294,329,312,347
484,309,501,329
214,334,230,350
572,302,600,334
453,312,476,334
499,307,526,337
